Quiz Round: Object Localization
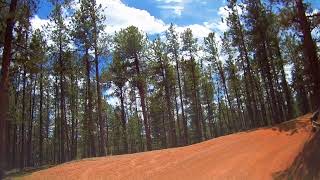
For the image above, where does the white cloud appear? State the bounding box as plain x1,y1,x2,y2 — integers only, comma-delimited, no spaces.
158,5,184,16
176,23,212,39
214,6,230,33
31,0,168,35
31,0,218,39
156,0,187,16
212,4,244,33
30,15,55,46
30,15,50,31
217,5,229,18
307,8,319,16
31,0,238,54
204,21,228,34
98,0,167,34
157,0,184,2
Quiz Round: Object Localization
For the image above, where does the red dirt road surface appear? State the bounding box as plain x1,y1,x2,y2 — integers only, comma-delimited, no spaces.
23,114,319,180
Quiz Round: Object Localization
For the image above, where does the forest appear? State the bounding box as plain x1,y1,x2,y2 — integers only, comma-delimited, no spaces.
0,0,320,173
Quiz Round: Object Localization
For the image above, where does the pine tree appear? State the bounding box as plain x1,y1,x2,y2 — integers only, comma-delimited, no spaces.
12,0,37,169
0,0,19,171
204,32,233,133
29,29,47,165
221,33,246,130
282,34,310,114
88,0,107,156
200,72,215,138
166,24,188,145
181,28,202,143
114,26,152,151
109,51,129,153
151,36,177,147
295,0,320,109
226,0,258,128
49,0,71,162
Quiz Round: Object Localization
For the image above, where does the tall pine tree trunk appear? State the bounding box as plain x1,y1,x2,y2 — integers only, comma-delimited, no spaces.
160,57,177,147
20,68,27,170
0,0,18,171
39,69,44,165
190,60,202,142
205,90,214,138
70,74,78,160
58,37,66,163
134,53,152,151
174,87,182,145
85,49,96,157
93,39,106,157
296,0,320,110
54,76,59,163
218,63,234,132
27,75,36,167
276,41,294,120
46,85,50,163
120,88,128,153
236,10,259,127
175,55,188,145
11,73,21,169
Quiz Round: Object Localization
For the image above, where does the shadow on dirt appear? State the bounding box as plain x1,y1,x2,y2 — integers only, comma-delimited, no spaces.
271,120,309,135
269,114,311,136
273,131,320,180
4,165,55,179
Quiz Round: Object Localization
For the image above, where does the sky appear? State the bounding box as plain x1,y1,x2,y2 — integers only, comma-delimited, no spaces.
32,0,320,41
31,0,320,39
34,0,226,38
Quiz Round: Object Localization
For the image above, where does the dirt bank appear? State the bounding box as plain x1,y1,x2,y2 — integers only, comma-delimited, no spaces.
23,114,314,180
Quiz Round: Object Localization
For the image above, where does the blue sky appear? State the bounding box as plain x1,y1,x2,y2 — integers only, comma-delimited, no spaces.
122,0,224,26
33,0,320,41
32,0,231,41
36,0,225,26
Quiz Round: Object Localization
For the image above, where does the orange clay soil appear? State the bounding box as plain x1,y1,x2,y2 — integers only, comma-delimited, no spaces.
23,114,316,180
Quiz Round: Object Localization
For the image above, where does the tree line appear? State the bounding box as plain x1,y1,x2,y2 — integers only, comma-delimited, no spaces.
0,0,319,172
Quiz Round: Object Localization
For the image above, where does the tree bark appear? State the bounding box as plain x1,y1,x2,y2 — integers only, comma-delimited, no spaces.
276,42,294,120
85,49,96,157
217,62,234,132
296,0,320,110
234,5,259,127
20,68,27,170
46,85,50,163
93,22,106,156
0,0,18,171
58,34,66,163
27,75,36,167
160,56,177,147
120,88,128,153
39,69,44,165
70,74,78,160
134,53,152,151
190,60,202,142
174,87,182,145
174,55,188,145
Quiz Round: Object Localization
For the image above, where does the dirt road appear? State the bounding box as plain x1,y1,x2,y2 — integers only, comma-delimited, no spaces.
23,114,315,180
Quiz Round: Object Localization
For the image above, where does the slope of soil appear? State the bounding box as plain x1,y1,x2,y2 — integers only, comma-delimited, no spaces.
22,114,316,180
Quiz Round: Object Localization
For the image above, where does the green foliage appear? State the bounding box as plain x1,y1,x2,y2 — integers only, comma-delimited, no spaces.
114,26,145,58
181,28,198,58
